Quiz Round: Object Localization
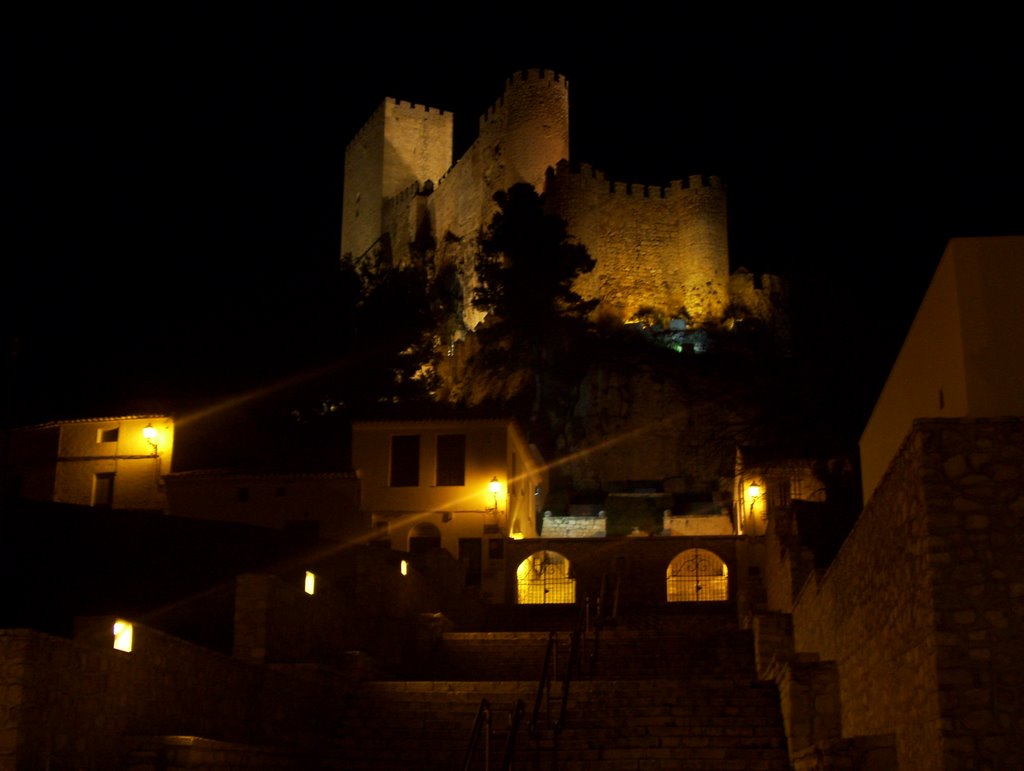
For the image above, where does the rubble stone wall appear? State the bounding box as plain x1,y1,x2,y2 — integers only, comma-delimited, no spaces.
790,418,1024,770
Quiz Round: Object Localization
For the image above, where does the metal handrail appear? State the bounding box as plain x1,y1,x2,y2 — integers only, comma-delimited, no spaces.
587,571,620,673
528,632,556,737
555,628,580,732
500,699,526,771
462,698,492,771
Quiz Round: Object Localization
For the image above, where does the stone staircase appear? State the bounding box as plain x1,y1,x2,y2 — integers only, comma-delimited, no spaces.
328,611,791,770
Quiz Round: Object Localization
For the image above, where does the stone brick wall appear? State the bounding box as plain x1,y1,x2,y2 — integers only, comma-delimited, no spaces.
916,418,1024,765
124,735,300,771
341,99,453,261
545,162,729,325
760,507,816,615
0,621,343,770
540,512,607,538
504,536,743,610
788,418,1024,770
233,548,484,669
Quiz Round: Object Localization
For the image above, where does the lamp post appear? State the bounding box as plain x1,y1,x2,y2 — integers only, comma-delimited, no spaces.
489,476,501,515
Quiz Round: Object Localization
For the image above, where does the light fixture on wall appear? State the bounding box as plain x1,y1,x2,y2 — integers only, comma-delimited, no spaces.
142,424,159,456
746,483,763,533
489,476,501,514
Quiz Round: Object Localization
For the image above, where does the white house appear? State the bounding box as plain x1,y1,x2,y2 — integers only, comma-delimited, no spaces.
7,415,174,511
351,419,547,601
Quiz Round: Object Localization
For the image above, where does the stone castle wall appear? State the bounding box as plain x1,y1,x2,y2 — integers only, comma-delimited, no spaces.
545,162,729,324
341,99,453,261
475,70,570,196
343,69,745,329
779,418,1024,769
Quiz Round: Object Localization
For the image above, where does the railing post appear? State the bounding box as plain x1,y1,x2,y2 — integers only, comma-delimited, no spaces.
501,699,525,771
463,698,492,771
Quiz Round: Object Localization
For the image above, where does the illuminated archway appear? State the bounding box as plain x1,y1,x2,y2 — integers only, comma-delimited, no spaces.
666,549,729,602
516,551,576,604
408,522,441,554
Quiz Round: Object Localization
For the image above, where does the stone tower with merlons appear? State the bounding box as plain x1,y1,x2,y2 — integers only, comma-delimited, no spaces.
342,69,767,336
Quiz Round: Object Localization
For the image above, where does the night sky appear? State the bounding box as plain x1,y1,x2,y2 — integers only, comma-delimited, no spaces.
8,7,1023,438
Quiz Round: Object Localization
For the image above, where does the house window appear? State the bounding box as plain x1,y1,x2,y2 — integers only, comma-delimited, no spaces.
390,435,420,487
97,427,119,443
92,473,115,508
436,434,466,486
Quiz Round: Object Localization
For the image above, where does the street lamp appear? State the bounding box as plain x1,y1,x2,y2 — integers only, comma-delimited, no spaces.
746,483,763,534
142,424,159,456
489,476,501,514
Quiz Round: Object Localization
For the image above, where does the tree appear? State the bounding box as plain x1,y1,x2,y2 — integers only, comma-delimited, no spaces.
473,183,597,343
467,183,598,449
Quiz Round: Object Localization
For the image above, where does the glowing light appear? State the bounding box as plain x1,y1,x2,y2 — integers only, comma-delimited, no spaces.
113,620,133,652
142,424,158,442
304,571,316,595
400,559,409,576
743,482,767,535
511,532,525,540
489,476,501,495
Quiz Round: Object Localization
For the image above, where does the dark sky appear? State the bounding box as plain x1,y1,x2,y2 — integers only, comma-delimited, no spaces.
7,7,1023,434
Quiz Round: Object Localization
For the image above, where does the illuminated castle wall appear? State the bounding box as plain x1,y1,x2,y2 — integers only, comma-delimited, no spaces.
341,69,737,329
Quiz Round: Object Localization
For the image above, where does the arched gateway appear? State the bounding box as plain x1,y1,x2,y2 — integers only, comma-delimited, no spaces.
516,551,576,604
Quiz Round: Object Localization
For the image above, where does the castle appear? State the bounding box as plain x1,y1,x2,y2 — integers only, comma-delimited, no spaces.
341,69,772,335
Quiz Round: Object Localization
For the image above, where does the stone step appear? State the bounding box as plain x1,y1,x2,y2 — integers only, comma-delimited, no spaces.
331,678,788,770
328,609,788,770
429,628,759,681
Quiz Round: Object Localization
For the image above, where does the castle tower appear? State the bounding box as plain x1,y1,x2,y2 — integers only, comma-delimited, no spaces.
340,99,454,261
477,70,569,195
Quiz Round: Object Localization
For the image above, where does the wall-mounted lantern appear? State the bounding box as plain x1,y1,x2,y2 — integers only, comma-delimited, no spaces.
745,482,764,534
142,424,159,455
489,476,501,514
304,571,316,595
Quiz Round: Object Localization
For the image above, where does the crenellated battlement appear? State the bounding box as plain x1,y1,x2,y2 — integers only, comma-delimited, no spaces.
479,69,569,131
384,179,425,207
345,98,451,152
343,70,731,328
550,160,724,200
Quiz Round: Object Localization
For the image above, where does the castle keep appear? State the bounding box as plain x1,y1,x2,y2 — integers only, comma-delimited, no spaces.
341,69,736,330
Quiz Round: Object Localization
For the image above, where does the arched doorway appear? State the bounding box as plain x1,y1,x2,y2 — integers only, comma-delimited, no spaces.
408,522,441,554
516,551,576,604
666,549,729,602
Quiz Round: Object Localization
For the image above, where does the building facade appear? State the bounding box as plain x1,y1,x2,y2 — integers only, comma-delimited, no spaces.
7,415,174,511
351,419,547,601
859,236,1024,501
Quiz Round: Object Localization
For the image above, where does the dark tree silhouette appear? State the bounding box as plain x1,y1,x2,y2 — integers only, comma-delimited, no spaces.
468,184,598,448
473,183,597,341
